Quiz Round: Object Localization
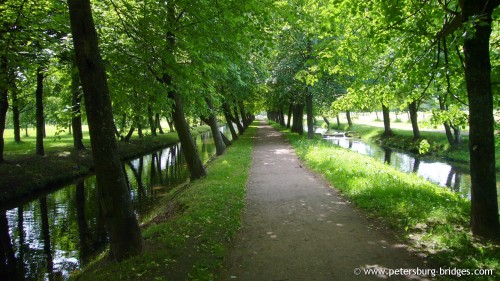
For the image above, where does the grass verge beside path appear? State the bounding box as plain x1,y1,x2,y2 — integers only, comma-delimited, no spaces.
0,126,210,205
272,122,499,281
71,124,256,281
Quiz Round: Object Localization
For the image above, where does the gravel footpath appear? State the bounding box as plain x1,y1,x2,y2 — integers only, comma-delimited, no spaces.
222,121,431,281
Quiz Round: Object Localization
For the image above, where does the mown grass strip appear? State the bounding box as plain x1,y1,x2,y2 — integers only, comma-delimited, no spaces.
272,122,499,281
72,123,256,281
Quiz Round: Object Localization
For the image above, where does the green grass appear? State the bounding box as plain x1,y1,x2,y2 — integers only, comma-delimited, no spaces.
317,119,500,166
71,124,256,281
271,122,499,281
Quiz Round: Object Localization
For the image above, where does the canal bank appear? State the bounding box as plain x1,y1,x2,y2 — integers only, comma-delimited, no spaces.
0,126,211,206
0,125,235,280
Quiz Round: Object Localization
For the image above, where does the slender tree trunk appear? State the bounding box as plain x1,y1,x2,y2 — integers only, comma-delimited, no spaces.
223,102,243,135
223,106,238,141
68,0,143,260
408,101,420,140
202,98,225,156
336,114,340,129
279,109,285,126
166,117,174,132
167,89,206,179
11,82,21,143
155,113,164,134
286,103,292,128
306,93,314,139
147,105,156,136
322,116,330,130
71,64,85,149
381,104,393,137
460,0,500,239
233,105,245,133
221,133,231,146
346,110,353,127
35,65,45,156
123,124,135,142
0,56,8,163
162,0,205,180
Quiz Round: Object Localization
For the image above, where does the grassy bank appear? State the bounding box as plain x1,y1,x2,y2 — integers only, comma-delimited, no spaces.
0,126,211,205
71,124,256,281
273,122,499,281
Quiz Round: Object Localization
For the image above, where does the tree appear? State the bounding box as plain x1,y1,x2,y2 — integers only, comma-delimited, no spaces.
67,0,142,260
459,0,500,239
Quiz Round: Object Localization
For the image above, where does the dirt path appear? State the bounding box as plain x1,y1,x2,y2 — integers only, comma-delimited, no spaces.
222,121,431,281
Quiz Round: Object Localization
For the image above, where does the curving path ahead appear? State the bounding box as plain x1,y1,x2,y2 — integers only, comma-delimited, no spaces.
222,121,431,281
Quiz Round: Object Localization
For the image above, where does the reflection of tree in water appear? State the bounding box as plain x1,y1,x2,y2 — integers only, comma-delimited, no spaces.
446,168,462,193
39,196,54,281
383,147,392,165
0,210,21,281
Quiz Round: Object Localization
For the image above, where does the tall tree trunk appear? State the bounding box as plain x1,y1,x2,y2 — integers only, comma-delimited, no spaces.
71,64,85,149
291,103,304,135
123,124,135,142
147,105,156,136
346,110,353,127
35,65,45,156
336,114,340,129
68,0,143,260
155,113,164,134
233,105,245,134
286,103,292,128
322,116,330,130
223,105,238,141
306,92,314,139
0,56,8,163
167,89,206,179
408,101,420,140
438,96,457,146
11,81,21,143
381,104,393,137
166,117,174,132
223,102,243,135
162,0,205,180
460,0,500,239
202,98,226,156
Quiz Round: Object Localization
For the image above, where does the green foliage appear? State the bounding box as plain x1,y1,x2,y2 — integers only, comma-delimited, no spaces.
419,139,430,155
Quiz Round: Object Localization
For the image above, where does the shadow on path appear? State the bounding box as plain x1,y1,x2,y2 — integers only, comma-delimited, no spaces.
222,121,431,281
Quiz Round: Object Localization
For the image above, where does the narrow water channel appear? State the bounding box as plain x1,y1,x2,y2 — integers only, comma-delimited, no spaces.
1,128,229,281
322,132,500,205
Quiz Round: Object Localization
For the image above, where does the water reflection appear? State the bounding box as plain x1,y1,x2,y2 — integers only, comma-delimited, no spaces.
1,129,226,280
325,135,500,202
